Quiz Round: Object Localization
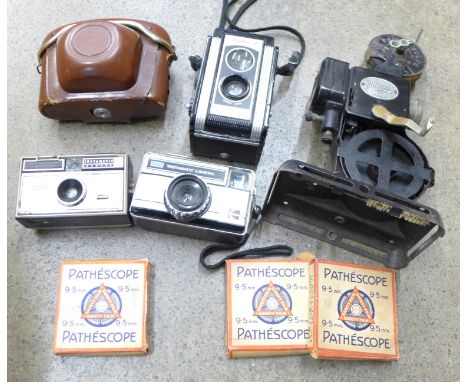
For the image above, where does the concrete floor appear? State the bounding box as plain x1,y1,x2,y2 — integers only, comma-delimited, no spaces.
7,0,459,381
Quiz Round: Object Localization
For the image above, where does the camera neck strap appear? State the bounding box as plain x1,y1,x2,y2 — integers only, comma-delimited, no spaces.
220,0,306,77
199,236,294,269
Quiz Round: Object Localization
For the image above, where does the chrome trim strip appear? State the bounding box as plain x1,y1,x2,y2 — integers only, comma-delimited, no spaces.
251,45,275,140
208,34,264,123
195,36,222,132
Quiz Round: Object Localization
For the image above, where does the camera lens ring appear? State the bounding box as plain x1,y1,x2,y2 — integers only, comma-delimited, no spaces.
164,174,212,222
57,178,87,207
225,47,255,73
220,74,250,101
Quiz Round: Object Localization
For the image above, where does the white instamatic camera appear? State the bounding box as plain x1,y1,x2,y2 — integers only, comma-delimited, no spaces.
130,153,257,243
15,154,132,229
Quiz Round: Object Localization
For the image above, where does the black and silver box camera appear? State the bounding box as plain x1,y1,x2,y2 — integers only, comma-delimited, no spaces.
188,29,278,165
129,153,256,243
16,154,132,229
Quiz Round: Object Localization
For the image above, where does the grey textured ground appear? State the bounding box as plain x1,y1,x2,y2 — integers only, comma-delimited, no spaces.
7,0,459,381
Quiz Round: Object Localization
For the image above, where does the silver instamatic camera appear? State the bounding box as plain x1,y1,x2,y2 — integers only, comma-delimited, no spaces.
130,153,256,243
188,29,278,165
16,154,132,229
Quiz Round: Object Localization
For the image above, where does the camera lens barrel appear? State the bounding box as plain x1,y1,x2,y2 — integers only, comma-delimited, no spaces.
221,74,250,100
57,178,87,207
226,48,255,72
164,174,211,222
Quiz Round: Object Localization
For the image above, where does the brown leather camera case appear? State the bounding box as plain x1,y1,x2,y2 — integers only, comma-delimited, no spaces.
38,19,176,123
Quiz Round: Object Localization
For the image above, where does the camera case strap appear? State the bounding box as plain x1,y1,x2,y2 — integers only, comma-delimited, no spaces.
199,205,293,269
199,240,294,270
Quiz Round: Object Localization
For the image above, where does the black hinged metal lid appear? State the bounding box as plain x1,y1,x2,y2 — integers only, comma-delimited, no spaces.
262,160,444,269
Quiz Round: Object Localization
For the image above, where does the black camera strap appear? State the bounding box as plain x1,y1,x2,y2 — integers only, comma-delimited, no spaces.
199,238,294,270
199,204,294,269
220,0,306,76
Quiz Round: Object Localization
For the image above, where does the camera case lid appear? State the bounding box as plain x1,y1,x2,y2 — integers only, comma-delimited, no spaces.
262,160,444,269
38,19,176,123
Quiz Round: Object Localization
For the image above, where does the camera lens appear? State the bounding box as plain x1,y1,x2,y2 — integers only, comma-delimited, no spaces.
226,48,255,72
221,75,250,100
172,180,204,210
57,179,86,206
165,175,211,222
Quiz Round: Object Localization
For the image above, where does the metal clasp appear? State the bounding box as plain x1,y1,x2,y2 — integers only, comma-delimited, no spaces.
372,104,434,137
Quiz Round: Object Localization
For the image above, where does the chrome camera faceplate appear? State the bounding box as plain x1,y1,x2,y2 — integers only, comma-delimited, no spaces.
16,154,132,229
130,153,256,243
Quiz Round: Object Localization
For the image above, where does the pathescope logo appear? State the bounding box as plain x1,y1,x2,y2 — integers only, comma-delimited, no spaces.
252,281,293,324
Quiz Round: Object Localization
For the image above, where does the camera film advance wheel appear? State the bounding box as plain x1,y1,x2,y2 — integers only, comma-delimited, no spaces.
337,129,433,199
365,34,426,83
57,178,87,207
338,129,433,198
164,174,212,222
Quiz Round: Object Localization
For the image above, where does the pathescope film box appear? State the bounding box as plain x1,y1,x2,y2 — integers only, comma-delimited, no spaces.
309,257,399,360
226,259,313,358
53,259,149,355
